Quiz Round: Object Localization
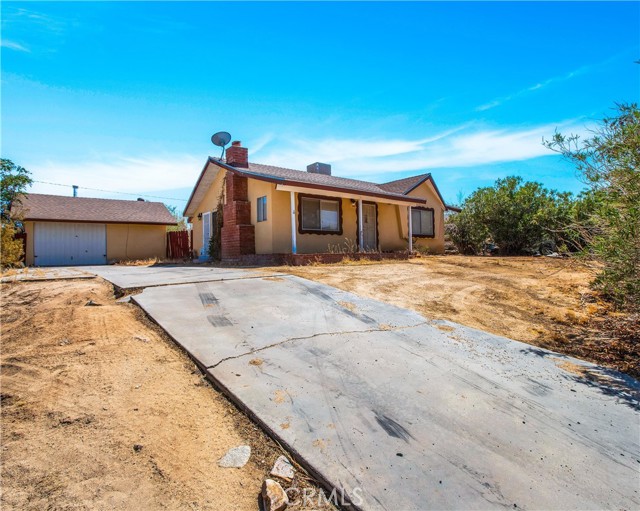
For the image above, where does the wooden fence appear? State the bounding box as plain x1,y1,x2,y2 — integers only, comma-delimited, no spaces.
166,230,192,259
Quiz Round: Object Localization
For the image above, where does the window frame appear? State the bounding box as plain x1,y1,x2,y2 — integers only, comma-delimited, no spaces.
411,207,435,238
257,196,267,222
297,193,343,235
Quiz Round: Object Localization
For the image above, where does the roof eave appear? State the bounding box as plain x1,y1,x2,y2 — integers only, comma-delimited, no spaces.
183,156,222,218
21,217,177,226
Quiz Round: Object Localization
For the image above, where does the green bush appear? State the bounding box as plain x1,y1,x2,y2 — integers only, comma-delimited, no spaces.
448,176,573,255
545,103,639,310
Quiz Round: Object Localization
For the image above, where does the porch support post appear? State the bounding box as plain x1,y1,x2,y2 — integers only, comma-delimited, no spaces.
358,199,364,252
408,206,413,253
290,191,297,254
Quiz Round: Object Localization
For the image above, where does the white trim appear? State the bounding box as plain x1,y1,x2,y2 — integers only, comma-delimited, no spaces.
358,199,363,252
408,206,413,253
202,211,211,256
290,191,297,254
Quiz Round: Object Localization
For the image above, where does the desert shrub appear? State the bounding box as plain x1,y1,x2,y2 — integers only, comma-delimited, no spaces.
545,103,640,311
448,176,573,255
1,220,24,267
1,158,31,268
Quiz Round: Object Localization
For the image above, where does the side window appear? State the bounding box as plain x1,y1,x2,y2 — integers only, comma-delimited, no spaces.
411,208,434,237
257,196,267,222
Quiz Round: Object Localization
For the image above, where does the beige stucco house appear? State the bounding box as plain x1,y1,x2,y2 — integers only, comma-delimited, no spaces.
12,194,176,266
184,141,452,263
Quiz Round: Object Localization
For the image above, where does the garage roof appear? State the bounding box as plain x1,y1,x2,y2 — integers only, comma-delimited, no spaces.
12,194,177,225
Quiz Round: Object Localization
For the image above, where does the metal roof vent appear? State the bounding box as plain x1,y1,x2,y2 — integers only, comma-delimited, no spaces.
307,162,331,176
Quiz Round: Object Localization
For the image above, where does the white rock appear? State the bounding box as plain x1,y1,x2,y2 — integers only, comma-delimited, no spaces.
262,478,289,511
270,455,295,481
217,445,251,468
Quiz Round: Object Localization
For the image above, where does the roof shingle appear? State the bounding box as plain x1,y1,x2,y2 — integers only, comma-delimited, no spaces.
12,194,177,225
378,173,432,194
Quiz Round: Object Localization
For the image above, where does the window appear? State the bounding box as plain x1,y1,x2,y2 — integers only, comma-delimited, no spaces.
257,196,267,222
411,207,434,237
300,196,342,234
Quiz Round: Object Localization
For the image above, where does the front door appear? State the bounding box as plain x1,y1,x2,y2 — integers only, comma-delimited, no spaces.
362,203,377,251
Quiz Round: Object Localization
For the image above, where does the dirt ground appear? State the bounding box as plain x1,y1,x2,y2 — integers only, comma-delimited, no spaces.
0,278,331,510
277,255,638,378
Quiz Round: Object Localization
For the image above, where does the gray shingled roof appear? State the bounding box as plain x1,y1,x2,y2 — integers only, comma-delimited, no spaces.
184,157,446,217
12,193,177,225
378,173,432,194
222,160,422,201
245,162,408,198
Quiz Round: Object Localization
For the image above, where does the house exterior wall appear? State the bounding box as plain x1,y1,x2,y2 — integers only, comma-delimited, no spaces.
23,221,34,265
377,202,405,251
404,181,446,253
271,188,292,254
248,179,274,254
191,169,226,256
23,221,167,265
188,170,446,258
106,224,167,262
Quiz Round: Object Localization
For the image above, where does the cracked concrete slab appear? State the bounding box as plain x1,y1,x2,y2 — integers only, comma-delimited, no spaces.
83,264,283,290
132,275,425,368
125,269,639,510
212,328,638,510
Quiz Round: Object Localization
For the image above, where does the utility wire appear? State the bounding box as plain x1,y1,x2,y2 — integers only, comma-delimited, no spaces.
33,180,188,202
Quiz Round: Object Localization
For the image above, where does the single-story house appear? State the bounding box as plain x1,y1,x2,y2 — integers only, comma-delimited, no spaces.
184,141,454,262
11,193,176,266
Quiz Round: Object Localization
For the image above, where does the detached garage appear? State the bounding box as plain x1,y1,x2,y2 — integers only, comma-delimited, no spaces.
12,194,177,266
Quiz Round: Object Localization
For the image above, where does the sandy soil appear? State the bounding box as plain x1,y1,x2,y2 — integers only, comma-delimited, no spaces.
276,255,637,376
0,278,330,510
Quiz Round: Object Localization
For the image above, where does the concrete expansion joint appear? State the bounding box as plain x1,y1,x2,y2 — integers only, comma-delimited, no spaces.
206,322,431,370
121,273,287,291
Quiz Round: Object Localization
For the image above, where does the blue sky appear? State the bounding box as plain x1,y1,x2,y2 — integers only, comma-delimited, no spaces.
2,1,638,211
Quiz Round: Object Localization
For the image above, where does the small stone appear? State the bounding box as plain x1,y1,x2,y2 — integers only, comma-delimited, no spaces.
133,444,143,452
218,445,251,468
85,300,101,307
270,455,295,481
261,478,289,511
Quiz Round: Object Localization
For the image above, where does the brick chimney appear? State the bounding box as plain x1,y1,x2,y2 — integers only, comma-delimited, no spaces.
225,141,249,168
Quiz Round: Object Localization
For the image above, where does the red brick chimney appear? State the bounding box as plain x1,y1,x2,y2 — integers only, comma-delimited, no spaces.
225,140,248,168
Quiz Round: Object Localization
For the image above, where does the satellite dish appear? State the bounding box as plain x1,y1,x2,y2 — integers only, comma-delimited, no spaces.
211,131,231,159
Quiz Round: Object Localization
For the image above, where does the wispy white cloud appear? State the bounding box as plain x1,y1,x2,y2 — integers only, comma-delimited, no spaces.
1,39,30,53
254,120,591,179
28,153,203,200
476,64,595,112
25,120,591,200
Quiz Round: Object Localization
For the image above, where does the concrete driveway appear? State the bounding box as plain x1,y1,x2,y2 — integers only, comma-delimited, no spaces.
88,265,638,510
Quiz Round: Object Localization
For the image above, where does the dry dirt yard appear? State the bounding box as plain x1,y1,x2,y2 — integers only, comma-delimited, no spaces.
0,278,331,510
277,255,638,378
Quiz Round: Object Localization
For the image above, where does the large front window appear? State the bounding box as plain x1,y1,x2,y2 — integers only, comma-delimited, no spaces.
411,207,435,237
300,196,341,233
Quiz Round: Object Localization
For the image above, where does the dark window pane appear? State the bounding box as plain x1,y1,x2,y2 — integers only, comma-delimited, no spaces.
301,198,320,229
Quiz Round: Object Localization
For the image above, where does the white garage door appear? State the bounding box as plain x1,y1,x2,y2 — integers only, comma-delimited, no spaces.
34,222,107,266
